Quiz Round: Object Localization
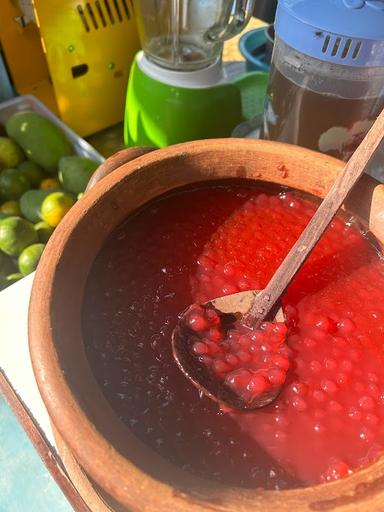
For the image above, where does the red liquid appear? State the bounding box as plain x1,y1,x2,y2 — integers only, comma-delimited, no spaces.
83,181,384,488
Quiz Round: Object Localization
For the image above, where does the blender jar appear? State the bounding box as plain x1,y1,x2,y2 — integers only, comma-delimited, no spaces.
133,0,256,70
263,0,384,161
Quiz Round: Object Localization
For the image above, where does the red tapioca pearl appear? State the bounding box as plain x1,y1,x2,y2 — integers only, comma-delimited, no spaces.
212,359,231,375
237,351,252,363
334,337,348,349
206,341,221,355
349,349,362,363
303,338,317,349
287,334,302,351
337,318,356,335
227,330,242,342
367,372,379,383
340,359,354,372
314,315,334,333
295,358,306,371
289,382,308,396
321,379,339,395
199,355,213,366
313,390,327,403
208,327,223,342
225,354,239,366
221,284,239,295
237,278,251,291
336,372,350,386
367,383,380,397
358,427,375,443
284,305,297,323
291,397,308,412
365,413,380,426
273,355,290,371
354,382,365,393
348,407,363,421
187,313,209,332
323,458,352,482
328,400,343,413
239,335,252,349
246,374,269,396
273,322,288,336
358,396,376,411
324,358,338,371
225,368,251,389
309,327,328,341
222,263,235,277
230,341,242,353
254,341,272,354
268,368,287,385
212,274,227,290
197,273,211,284
197,255,214,272
192,342,209,355
310,360,322,373
332,348,343,358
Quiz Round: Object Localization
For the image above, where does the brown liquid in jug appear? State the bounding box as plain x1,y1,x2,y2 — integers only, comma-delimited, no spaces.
263,66,384,161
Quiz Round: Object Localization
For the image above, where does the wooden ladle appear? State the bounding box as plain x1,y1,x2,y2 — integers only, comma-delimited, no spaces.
172,108,384,411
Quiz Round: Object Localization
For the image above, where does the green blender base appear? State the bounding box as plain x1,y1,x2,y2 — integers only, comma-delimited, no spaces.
124,57,268,148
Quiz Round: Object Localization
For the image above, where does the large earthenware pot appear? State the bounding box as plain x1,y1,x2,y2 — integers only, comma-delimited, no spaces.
29,139,384,512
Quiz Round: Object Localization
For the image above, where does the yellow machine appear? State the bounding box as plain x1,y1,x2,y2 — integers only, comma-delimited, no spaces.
0,0,140,136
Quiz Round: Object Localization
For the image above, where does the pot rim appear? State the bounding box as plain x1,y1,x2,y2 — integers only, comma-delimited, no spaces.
29,139,384,511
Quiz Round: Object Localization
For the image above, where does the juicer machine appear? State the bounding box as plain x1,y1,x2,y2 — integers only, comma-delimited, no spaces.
125,0,269,147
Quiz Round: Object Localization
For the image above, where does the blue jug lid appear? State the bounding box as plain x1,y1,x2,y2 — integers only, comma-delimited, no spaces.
275,0,384,66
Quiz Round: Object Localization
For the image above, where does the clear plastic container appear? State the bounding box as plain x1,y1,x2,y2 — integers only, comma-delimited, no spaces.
133,0,255,71
0,95,104,163
262,36,384,161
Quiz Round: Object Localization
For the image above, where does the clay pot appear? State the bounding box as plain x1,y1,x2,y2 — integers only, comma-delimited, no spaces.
29,139,384,512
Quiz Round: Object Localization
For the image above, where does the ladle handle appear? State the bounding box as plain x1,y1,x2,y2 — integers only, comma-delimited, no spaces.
244,108,384,328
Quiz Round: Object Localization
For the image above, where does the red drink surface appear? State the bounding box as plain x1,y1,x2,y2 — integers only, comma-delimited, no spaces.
83,181,384,488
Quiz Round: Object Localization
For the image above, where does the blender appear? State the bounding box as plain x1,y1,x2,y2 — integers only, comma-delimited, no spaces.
262,0,384,161
124,0,269,147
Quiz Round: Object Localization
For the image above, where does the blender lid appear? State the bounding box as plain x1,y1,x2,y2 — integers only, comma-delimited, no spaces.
275,0,384,66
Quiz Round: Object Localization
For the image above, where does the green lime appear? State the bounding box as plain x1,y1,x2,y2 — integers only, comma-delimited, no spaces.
58,156,98,195
18,160,45,187
39,177,61,190
0,216,38,256
20,189,60,223
18,243,45,275
0,137,25,170
0,251,16,280
0,168,31,199
1,200,20,216
40,191,75,227
5,272,23,284
34,221,54,243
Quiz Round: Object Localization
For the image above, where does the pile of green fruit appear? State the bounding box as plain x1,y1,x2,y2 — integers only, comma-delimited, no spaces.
0,110,99,290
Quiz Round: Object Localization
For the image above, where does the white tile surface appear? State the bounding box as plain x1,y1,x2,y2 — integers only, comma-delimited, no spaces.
0,274,56,448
